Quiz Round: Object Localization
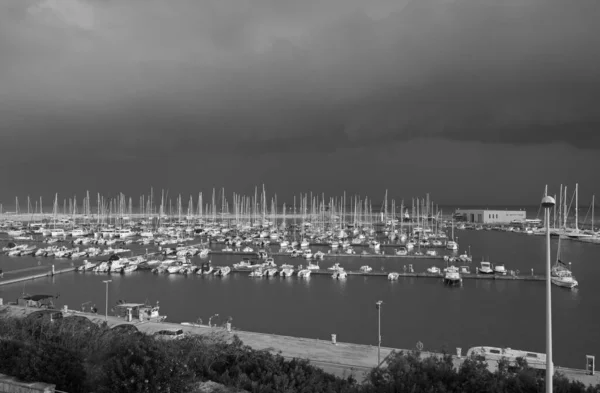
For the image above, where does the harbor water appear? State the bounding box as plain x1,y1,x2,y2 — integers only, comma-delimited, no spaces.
1,228,599,370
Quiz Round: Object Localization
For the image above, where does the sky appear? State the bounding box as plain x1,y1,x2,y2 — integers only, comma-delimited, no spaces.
1,0,599,207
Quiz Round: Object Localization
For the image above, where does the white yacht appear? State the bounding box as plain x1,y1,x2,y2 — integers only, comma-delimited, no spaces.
328,263,343,271
215,266,231,276
427,266,441,274
395,247,408,256
264,268,278,277
249,269,264,277
280,267,294,277
70,228,86,237
117,228,134,238
307,261,320,270
297,269,311,278
332,270,347,279
444,265,462,285
425,250,437,256
51,228,66,237
446,240,458,251
551,238,579,288
551,268,578,288
122,264,138,273
493,264,507,275
359,265,372,273
387,272,399,280
478,261,494,275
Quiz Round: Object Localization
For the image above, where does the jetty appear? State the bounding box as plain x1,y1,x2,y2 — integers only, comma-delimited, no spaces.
0,304,596,386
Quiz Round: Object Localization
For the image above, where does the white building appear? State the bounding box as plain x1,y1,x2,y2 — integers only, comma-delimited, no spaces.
455,209,526,224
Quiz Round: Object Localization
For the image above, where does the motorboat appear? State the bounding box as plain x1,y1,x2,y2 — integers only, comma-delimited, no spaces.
427,266,441,274
297,269,311,278
264,268,278,277
280,267,294,277
233,259,253,269
444,265,462,285
215,266,231,276
360,265,372,273
478,261,494,275
249,269,264,277
425,250,437,256
307,262,320,270
122,264,138,273
388,272,399,280
328,263,343,271
77,260,96,272
493,264,507,275
314,251,325,260
332,270,347,279
395,247,408,256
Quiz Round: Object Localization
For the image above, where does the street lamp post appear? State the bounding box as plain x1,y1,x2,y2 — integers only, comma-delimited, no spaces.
376,300,383,367
102,280,112,322
542,195,556,393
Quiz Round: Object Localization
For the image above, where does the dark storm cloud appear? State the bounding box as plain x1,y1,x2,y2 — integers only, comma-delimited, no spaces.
1,0,600,160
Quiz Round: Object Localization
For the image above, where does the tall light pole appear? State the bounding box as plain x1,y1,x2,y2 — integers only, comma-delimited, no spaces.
542,195,555,393
102,280,112,322
376,300,383,367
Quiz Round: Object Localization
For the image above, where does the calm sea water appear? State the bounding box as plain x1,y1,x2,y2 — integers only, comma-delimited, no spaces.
1,229,599,369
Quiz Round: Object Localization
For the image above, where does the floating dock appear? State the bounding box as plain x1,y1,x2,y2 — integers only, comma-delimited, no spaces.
0,266,76,286
210,250,445,259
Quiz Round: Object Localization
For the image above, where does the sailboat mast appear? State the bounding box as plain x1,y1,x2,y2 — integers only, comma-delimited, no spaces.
575,183,579,231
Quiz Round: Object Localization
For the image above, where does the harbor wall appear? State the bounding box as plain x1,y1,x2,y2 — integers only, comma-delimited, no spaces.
0,374,54,393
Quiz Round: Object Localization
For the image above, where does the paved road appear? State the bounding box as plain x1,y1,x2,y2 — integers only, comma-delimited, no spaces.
1,305,598,387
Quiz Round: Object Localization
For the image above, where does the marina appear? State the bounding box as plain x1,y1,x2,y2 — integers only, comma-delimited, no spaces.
0,187,598,375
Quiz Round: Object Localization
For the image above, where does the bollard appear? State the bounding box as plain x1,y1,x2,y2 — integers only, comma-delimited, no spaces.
331,334,337,345
63,305,68,313
51,265,55,276
226,322,232,333
531,268,534,276
456,347,462,358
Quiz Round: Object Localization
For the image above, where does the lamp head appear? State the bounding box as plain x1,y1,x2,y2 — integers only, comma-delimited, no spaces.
541,196,556,208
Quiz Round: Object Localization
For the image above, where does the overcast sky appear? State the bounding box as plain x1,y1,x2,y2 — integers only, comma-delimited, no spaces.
1,0,599,207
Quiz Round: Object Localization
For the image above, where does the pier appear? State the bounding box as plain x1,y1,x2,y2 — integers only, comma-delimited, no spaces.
0,304,597,387
0,263,545,285
0,264,76,287
211,249,445,259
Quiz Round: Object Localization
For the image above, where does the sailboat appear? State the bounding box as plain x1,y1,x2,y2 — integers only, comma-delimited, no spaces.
551,237,578,289
446,219,458,251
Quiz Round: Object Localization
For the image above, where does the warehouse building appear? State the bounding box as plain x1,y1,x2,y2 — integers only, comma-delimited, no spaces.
454,209,526,224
